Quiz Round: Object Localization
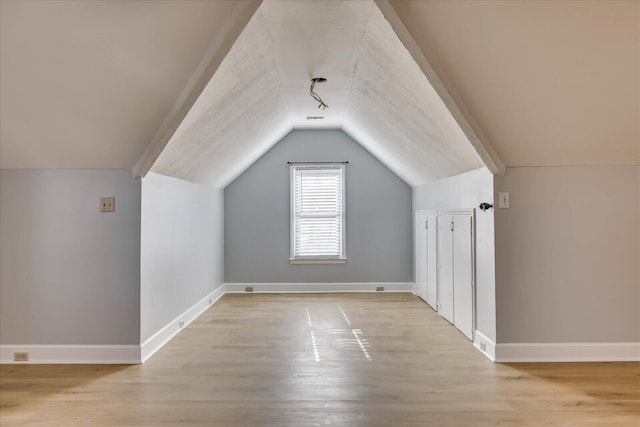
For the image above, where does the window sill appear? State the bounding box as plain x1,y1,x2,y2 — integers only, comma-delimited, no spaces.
289,259,347,265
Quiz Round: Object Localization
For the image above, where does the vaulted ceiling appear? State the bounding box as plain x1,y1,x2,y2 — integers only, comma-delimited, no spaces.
1,0,638,188
150,0,487,187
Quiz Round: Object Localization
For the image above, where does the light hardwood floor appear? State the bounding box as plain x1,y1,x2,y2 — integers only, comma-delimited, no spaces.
1,293,638,426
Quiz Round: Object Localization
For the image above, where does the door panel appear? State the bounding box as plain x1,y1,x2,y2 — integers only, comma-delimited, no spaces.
415,214,427,301
426,215,438,310
438,214,454,323
453,215,473,340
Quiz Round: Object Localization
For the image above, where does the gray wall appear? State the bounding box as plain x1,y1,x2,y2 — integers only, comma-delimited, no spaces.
0,169,141,345
140,172,224,342
495,165,640,343
413,168,496,343
224,129,413,283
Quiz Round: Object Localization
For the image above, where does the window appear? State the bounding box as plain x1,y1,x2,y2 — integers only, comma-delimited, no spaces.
290,163,346,263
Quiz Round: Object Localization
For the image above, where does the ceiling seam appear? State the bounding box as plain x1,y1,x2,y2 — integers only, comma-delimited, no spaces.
342,1,377,128
257,7,294,127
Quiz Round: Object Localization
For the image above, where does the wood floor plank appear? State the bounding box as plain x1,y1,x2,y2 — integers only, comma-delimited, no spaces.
1,293,638,426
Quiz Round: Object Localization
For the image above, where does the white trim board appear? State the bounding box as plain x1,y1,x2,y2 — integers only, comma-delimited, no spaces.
140,284,226,362
224,282,414,293
495,342,640,362
0,283,408,365
0,345,141,364
5,284,636,364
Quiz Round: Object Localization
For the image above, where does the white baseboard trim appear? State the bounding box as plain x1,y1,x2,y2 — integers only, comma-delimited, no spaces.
473,330,496,361
11,284,633,364
2,283,413,365
0,345,141,364
224,282,414,293
140,284,226,362
495,342,640,362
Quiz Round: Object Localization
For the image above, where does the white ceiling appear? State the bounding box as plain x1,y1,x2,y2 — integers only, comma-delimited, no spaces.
2,1,637,186
151,0,486,188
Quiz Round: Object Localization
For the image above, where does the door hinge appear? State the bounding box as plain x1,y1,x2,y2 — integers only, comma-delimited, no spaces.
425,220,428,230
450,221,454,231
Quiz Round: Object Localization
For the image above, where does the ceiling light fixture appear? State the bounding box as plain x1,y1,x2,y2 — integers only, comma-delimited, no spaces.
310,77,329,110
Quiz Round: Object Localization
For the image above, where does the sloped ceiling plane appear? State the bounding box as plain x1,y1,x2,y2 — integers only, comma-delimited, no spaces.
3,1,635,187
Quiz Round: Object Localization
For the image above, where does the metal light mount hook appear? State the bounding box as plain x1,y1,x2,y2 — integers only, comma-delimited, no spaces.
310,78,329,110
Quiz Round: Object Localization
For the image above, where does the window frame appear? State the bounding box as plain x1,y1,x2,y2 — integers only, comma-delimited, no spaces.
289,163,346,264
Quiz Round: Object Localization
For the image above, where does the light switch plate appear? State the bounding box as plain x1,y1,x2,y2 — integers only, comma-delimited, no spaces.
498,192,510,209
100,197,116,212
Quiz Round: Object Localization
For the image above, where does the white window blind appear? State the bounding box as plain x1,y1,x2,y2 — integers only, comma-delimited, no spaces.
290,164,345,262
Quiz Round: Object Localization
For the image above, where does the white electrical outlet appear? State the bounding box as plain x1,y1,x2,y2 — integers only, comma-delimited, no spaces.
498,192,510,209
14,352,29,362
100,197,116,212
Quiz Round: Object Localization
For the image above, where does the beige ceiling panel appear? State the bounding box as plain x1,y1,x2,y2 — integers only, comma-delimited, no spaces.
0,0,243,169
389,0,640,166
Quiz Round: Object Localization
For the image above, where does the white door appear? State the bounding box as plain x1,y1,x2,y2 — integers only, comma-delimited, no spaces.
414,213,428,302
426,215,438,310
453,214,473,339
438,214,454,324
